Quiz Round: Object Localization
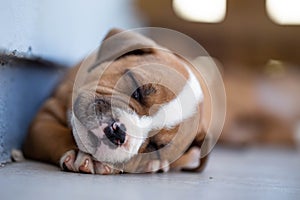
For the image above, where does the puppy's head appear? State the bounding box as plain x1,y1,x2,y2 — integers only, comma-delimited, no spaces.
71,29,203,165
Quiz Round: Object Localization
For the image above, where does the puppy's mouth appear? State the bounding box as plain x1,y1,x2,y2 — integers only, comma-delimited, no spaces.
72,93,149,163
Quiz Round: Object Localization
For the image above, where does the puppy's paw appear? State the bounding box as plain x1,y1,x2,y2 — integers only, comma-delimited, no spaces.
60,150,120,175
94,161,119,175
147,159,170,173
60,150,95,174
170,147,201,171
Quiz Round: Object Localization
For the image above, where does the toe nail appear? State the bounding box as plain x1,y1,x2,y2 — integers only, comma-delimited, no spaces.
104,165,110,172
65,156,71,163
84,159,89,168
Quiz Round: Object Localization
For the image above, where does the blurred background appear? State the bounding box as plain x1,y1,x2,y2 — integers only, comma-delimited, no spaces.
0,0,300,163
136,0,300,68
1,0,299,67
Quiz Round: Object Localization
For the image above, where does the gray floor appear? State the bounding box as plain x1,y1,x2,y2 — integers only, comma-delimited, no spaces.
1,147,300,200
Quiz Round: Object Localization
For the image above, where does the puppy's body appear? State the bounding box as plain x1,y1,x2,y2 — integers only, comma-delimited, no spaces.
23,29,210,174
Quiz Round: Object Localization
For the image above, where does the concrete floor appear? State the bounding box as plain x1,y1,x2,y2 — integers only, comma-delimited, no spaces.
1,147,300,200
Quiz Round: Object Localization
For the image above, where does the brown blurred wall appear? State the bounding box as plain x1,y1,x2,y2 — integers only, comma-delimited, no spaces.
135,0,300,69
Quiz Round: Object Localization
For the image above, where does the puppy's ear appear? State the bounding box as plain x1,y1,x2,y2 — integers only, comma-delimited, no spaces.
102,28,124,40
89,28,164,71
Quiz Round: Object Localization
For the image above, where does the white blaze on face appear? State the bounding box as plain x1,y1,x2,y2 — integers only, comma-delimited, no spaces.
145,66,203,130
72,64,204,164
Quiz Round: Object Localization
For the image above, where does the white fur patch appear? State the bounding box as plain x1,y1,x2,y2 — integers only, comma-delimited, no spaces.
133,65,203,131
71,111,148,163
92,110,149,163
148,66,203,130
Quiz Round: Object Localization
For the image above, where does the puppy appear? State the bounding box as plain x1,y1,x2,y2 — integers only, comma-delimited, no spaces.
23,29,211,174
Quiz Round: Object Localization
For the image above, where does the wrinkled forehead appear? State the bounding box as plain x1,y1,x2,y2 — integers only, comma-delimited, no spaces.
79,28,192,95
98,50,190,94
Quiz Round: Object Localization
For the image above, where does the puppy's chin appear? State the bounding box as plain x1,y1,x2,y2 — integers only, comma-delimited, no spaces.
71,108,150,164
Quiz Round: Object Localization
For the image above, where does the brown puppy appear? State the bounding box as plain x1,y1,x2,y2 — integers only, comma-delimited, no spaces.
23,29,211,174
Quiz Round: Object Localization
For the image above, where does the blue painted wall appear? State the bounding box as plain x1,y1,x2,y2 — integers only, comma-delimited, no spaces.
0,56,65,163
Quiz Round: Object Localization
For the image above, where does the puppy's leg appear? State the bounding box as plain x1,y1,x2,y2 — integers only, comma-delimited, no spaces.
23,98,77,166
170,132,210,172
141,142,170,173
147,159,170,173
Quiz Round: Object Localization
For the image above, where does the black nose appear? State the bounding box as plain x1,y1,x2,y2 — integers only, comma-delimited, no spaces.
104,122,126,146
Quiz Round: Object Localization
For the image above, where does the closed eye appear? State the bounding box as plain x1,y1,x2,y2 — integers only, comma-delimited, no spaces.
125,69,143,103
132,87,143,102
132,84,156,104
125,69,156,104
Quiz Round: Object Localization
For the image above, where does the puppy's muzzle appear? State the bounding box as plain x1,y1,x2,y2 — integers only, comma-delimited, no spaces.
104,121,126,146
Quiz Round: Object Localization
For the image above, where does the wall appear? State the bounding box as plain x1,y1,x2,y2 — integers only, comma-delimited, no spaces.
0,56,65,163
0,0,143,66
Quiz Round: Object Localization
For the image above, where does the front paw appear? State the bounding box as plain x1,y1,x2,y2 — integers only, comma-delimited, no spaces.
146,159,170,173
60,150,119,175
60,150,94,173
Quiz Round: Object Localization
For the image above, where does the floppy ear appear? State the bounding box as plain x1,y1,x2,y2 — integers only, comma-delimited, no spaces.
97,28,160,61
102,28,124,40
89,28,163,71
